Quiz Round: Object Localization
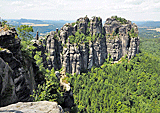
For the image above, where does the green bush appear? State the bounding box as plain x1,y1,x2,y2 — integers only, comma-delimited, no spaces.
111,16,127,24
72,22,76,27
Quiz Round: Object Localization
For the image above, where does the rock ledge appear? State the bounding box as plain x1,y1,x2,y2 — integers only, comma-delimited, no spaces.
0,101,64,113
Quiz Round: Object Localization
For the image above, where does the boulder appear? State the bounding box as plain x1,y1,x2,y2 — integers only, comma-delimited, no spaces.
0,101,64,113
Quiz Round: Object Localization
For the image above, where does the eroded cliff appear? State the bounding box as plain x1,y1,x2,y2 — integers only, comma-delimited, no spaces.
0,26,38,106
36,16,139,75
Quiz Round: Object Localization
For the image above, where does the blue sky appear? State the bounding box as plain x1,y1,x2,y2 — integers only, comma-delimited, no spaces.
1,0,160,21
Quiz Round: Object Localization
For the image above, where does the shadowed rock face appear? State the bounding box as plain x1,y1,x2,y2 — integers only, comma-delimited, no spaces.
0,27,38,107
90,17,102,36
35,16,139,75
0,57,17,106
0,22,2,27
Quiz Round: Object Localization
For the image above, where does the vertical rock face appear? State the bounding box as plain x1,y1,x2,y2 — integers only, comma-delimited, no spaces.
128,37,139,59
0,57,17,106
90,17,102,35
77,17,89,34
46,31,61,70
0,27,37,106
0,22,2,27
106,37,122,61
61,43,81,75
38,16,139,75
104,18,121,34
104,17,139,60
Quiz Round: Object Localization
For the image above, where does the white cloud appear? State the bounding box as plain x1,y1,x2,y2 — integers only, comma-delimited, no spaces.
153,0,160,3
10,1,24,5
124,0,145,5
1,0,160,21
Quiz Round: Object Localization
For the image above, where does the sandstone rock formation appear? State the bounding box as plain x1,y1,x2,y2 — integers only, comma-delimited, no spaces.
37,16,139,75
0,101,64,113
0,22,2,27
0,57,17,106
0,27,38,106
90,16,102,35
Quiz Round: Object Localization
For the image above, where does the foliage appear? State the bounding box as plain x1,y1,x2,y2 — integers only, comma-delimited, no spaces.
111,16,127,24
31,68,63,103
98,17,101,21
0,47,4,51
58,30,60,37
68,30,100,44
17,25,34,41
1,20,8,26
112,31,117,36
54,34,59,40
62,76,69,84
138,28,160,39
0,20,14,31
68,52,160,112
17,25,35,58
68,30,87,44
129,28,138,38
19,16,160,112
87,22,90,27
66,29,160,112
140,38,160,58
76,21,80,24
32,51,64,104
18,25,64,105
72,22,76,27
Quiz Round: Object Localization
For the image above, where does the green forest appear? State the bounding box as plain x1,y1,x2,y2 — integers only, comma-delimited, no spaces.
67,36,160,112
138,28,160,39
68,48,160,112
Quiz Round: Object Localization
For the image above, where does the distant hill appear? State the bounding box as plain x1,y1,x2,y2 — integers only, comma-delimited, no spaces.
5,19,160,38
5,19,73,37
133,21,160,28
133,21,160,39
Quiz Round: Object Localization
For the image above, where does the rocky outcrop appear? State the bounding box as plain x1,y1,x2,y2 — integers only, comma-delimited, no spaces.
90,16,102,35
46,31,61,70
0,101,64,113
77,17,89,35
0,22,2,27
104,17,139,60
39,16,139,75
0,27,37,106
57,71,74,112
0,57,17,106
104,18,121,34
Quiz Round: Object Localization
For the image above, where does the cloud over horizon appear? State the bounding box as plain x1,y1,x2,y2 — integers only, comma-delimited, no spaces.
1,0,160,21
